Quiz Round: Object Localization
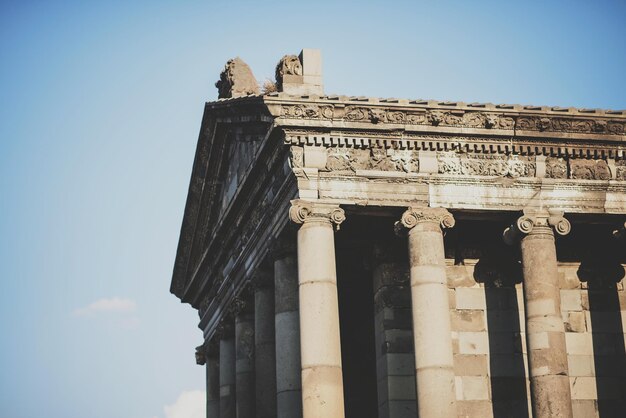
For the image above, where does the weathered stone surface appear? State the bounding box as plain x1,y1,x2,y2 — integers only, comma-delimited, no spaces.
215,57,259,98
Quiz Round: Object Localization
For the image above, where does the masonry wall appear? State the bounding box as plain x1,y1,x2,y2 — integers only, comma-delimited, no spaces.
446,221,626,418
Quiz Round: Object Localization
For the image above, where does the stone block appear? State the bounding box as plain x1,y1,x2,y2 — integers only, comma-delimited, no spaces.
456,400,493,418
558,265,583,290
570,376,598,399
456,288,487,310
447,265,476,288
572,400,598,418
566,332,593,355
449,289,456,309
454,354,488,376
458,331,489,354
459,376,489,400
565,311,587,333
561,289,583,311
451,309,486,332
489,353,528,377
568,355,595,377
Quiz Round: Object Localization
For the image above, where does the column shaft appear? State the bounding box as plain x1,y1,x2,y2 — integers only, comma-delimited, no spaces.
235,303,255,418
206,353,220,418
219,330,236,418
274,245,303,418
398,207,456,418
254,277,277,418
516,213,573,418
291,201,346,418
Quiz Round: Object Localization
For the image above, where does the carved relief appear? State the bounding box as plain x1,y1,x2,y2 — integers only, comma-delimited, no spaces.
569,159,611,180
395,207,455,235
275,55,302,91
278,104,625,135
437,152,535,177
289,146,304,169
516,116,625,135
545,157,568,179
324,147,419,173
616,160,626,181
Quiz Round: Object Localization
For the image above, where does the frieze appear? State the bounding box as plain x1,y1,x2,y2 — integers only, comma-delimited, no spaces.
324,147,419,173
278,103,626,135
437,152,536,178
569,158,611,180
545,157,568,179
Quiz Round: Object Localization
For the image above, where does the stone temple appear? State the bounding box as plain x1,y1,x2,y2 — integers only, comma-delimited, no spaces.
170,49,626,418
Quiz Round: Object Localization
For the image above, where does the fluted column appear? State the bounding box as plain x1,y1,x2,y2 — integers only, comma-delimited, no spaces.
273,232,302,418
252,268,277,418
218,319,236,418
289,200,346,418
504,209,573,418
395,207,456,418
196,341,220,418
234,294,255,418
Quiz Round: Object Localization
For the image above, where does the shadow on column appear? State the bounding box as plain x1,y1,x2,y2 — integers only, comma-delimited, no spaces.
577,228,626,417
472,223,530,418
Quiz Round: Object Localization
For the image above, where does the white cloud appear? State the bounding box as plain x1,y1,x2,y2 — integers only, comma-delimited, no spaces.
163,390,205,418
73,297,137,316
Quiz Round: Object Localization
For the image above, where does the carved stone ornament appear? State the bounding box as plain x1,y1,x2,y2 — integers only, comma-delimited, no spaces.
289,146,304,169
395,207,455,236
545,157,568,179
215,57,260,98
275,55,302,91
616,160,626,181
503,209,571,245
324,147,419,173
437,152,535,177
195,345,206,365
569,158,611,180
289,200,345,230
278,104,625,135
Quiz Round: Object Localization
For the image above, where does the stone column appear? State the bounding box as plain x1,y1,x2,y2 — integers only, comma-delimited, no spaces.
252,268,277,418
218,319,236,418
197,341,220,418
504,209,573,418
289,200,346,418
273,232,303,418
234,294,255,418
395,207,456,418
371,244,416,418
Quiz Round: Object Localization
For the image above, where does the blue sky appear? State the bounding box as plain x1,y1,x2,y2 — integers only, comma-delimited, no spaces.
0,1,624,417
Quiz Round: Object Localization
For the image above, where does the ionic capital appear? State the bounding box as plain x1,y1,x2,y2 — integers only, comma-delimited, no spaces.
289,199,345,230
504,209,571,245
394,207,455,235
215,316,235,338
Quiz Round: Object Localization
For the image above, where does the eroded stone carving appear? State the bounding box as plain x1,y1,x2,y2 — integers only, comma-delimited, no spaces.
616,160,626,181
437,152,535,177
289,200,345,230
275,55,302,91
289,146,304,169
395,207,455,235
503,209,571,244
323,147,419,173
569,159,611,180
545,157,568,179
215,57,260,99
